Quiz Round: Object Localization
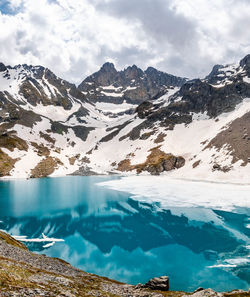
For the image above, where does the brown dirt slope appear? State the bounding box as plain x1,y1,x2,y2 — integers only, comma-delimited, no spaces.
30,156,63,178
0,149,17,177
205,111,250,166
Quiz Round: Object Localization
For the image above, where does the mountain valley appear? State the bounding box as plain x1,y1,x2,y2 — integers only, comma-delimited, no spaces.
1,55,250,182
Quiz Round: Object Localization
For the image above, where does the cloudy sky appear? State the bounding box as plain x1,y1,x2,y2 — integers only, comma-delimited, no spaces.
0,0,250,84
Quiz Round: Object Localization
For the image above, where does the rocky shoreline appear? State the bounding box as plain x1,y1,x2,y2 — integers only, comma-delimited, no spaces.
0,231,249,297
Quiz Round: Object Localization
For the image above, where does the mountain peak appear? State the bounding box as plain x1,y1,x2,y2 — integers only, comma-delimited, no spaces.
100,62,116,72
239,54,250,69
205,64,224,79
79,62,187,104
124,64,144,79
145,66,158,73
126,64,140,70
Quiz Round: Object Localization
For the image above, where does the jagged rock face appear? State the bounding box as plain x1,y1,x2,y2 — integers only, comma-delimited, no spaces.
1,55,250,179
171,79,245,117
205,64,224,82
240,54,250,73
87,62,119,86
134,54,250,133
78,62,187,104
1,64,86,109
0,63,90,125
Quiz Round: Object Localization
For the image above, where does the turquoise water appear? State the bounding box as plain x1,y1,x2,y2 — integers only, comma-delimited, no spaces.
0,176,249,291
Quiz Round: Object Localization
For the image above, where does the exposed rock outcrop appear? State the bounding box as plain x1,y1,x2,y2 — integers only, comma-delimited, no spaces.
117,148,185,175
143,276,169,291
70,166,99,176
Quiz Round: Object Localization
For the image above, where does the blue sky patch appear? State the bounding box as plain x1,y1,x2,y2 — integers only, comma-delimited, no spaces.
0,0,20,15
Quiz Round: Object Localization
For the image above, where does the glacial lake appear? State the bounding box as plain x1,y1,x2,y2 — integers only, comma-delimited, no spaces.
0,176,249,292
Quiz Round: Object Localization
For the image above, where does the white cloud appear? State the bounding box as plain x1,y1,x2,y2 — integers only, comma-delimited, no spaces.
0,0,146,83
173,0,250,64
0,0,250,84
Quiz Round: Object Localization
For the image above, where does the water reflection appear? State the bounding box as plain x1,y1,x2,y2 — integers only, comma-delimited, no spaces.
0,176,249,291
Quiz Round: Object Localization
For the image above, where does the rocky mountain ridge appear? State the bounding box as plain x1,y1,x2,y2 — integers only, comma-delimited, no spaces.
0,55,250,181
78,62,187,104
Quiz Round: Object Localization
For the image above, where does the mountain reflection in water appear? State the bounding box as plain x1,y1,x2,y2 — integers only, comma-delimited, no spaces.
0,176,249,292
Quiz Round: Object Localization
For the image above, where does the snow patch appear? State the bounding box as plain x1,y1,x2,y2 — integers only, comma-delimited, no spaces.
98,176,250,212
100,91,123,97
243,76,250,84
96,101,134,113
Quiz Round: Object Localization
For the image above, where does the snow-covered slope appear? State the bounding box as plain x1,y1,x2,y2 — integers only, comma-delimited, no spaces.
0,55,250,182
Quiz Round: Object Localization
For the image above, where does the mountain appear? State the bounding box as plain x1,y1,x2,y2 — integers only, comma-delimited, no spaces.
0,56,250,182
78,62,187,105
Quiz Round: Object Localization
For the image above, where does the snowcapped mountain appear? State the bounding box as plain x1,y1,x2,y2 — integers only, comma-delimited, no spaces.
78,62,187,105
0,55,250,182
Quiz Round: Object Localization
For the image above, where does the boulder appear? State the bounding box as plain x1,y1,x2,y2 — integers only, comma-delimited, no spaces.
143,276,169,291
175,156,185,168
212,163,221,170
193,287,205,293
146,163,164,175
163,155,177,171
